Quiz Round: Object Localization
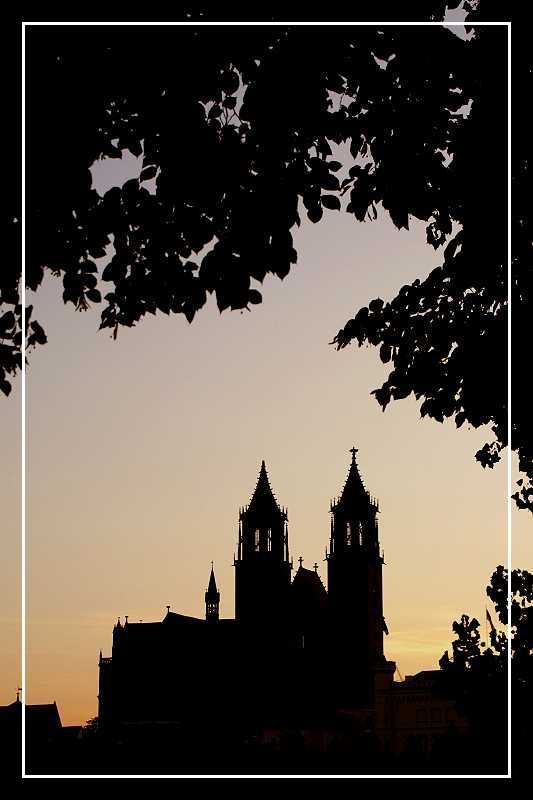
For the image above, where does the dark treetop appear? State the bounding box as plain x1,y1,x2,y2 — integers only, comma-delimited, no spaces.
8,2,527,507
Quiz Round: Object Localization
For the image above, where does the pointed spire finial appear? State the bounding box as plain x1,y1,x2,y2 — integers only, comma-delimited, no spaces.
245,458,284,515
298,556,304,567
334,446,368,508
16,687,22,703
205,562,220,621
207,563,219,596
166,605,170,614
313,562,318,572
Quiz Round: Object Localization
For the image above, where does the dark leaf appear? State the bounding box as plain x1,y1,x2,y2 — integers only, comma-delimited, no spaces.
307,206,323,224
140,165,158,182
220,69,239,95
321,194,341,211
86,289,102,303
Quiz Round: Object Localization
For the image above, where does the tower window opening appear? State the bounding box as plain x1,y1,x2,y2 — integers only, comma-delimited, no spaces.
346,521,352,547
359,522,363,547
254,529,260,551
267,528,272,552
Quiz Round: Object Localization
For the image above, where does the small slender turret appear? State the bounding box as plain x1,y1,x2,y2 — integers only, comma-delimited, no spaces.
205,563,220,622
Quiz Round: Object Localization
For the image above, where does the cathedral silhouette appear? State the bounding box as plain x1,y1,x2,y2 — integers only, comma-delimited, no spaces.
97,450,467,755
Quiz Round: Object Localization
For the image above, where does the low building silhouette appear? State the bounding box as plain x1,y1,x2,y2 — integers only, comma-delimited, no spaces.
0,692,64,775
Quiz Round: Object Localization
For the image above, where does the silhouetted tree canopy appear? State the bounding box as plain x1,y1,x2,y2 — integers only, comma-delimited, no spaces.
8,3,528,506
440,567,532,771
441,567,533,674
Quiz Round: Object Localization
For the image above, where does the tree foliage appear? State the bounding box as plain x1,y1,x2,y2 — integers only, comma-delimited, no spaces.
8,3,527,504
441,566,533,672
440,567,532,771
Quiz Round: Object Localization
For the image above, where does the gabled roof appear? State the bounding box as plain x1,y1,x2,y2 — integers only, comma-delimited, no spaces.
292,565,327,593
26,702,62,732
291,566,328,610
244,460,285,517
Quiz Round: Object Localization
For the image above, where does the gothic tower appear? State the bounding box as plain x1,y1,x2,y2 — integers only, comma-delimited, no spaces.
234,460,291,626
327,448,386,699
205,564,220,622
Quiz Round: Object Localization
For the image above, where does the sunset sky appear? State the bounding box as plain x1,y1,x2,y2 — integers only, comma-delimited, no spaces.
2,201,527,725
3,22,528,728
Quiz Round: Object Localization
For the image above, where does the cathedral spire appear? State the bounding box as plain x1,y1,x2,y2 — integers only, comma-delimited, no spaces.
234,459,291,623
246,460,284,516
335,446,368,510
327,446,386,678
238,460,288,559
329,447,379,557
205,562,220,622
207,562,218,596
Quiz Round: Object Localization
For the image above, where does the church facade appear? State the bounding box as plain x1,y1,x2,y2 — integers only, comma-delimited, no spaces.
98,450,467,755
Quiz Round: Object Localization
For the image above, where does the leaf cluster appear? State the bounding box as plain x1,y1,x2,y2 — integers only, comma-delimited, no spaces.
9,4,527,506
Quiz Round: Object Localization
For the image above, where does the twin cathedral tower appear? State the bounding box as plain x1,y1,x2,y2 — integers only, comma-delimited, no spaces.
218,449,385,665
98,449,394,729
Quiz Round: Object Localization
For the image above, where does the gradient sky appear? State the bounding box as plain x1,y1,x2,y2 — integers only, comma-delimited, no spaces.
3,23,529,724
3,202,527,725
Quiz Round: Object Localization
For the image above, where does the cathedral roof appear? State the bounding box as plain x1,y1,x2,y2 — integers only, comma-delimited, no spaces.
291,566,328,615
162,612,205,625
292,566,327,595
244,460,285,517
